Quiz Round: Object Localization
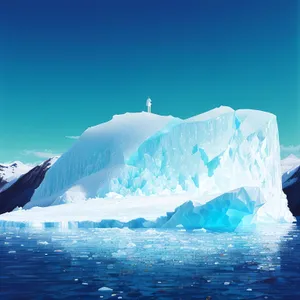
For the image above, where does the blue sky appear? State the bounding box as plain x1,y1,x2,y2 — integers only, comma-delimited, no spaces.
0,0,299,163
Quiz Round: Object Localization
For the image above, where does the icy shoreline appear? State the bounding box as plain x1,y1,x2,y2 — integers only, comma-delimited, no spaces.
0,194,188,230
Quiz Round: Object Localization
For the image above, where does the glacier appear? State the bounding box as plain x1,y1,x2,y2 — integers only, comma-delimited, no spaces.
12,106,294,230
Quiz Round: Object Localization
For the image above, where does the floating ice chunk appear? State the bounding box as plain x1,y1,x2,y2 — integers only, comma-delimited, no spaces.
193,228,207,232
98,287,113,292
112,250,127,258
37,241,49,245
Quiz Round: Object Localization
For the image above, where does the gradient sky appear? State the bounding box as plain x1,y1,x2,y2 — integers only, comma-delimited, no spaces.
0,0,299,163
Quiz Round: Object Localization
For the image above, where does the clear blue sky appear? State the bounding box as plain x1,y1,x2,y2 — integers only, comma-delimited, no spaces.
0,0,299,163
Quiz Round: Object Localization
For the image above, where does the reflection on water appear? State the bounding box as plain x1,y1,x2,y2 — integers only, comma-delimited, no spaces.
1,222,300,299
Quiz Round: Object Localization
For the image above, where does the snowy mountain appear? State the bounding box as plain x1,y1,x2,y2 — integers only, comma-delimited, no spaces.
0,157,58,214
281,155,300,216
0,161,33,192
281,154,300,174
282,166,300,216
16,106,293,230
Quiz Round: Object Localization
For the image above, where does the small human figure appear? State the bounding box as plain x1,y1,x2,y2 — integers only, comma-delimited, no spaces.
146,97,152,113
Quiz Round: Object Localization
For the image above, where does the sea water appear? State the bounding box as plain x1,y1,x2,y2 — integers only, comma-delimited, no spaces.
1,222,300,299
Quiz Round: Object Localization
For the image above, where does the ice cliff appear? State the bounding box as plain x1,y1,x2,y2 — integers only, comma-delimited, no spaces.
24,106,294,226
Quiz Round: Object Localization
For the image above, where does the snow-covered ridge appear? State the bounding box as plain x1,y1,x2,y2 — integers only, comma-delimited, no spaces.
0,161,33,181
281,154,300,175
0,157,60,214
281,154,300,217
0,161,33,192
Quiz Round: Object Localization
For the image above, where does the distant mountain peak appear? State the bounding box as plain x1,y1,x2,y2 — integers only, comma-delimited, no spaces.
281,155,300,175
0,161,33,192
286,154,299,160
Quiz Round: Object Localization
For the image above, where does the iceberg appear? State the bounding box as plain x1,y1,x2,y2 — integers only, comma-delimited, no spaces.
17,106,293,228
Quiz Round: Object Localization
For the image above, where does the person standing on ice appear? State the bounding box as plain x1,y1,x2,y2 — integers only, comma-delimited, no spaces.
146,97,152,113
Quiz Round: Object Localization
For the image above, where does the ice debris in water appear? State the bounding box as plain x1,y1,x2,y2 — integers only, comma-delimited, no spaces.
98,287,113,292
37,241,49,245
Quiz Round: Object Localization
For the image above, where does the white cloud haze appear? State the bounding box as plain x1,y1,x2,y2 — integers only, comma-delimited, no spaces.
22,150,61,159
280,144,300,158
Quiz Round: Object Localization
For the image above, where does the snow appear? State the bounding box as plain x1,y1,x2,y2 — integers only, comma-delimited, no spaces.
0,187,291,231
0,161,33,181
47,156,60,167
0,161,33,192
281,154,300,190
3,106,292,229
186,105,234,122
281,154,300,174
282,165,299,189
26,113,178,207
0,194,189,225
0,157,58,193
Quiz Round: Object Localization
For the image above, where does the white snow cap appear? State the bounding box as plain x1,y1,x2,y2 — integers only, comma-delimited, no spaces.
0,161,33,192
281,154,300,174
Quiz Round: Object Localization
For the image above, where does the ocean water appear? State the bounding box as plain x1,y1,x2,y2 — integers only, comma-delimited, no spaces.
1,222,300,299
